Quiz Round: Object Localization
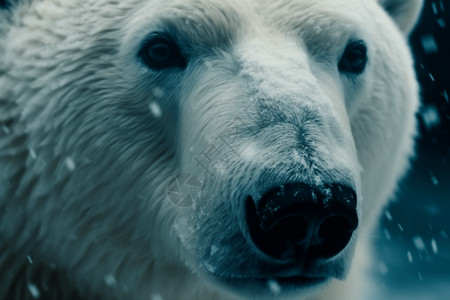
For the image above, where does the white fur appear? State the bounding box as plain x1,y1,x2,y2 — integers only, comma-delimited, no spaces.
0,0,422,299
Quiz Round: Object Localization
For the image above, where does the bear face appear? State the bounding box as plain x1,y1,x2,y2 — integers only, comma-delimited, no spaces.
0,0,422,299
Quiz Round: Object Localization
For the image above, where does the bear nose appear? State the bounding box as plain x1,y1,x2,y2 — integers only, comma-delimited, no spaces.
246,183,358,261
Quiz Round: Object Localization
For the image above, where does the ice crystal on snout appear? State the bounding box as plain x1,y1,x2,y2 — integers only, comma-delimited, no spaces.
210,245,218,256
322,188,332,207
313,175,323,187
311,190,317,202
292,149,308,169
204,262,216,273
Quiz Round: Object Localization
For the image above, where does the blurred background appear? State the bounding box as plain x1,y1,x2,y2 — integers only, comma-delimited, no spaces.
372,1,450,299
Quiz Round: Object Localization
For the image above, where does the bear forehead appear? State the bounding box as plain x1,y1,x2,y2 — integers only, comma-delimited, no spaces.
122,0,375,52
8,0,379,59
131,0,370,21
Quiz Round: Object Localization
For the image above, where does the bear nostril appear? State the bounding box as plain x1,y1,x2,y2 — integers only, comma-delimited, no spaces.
270,216,308,241
314,215,356,259
318,216,354,239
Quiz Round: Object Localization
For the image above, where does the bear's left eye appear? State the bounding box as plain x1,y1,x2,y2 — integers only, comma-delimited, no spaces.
139,33,187,70
338,40,367,75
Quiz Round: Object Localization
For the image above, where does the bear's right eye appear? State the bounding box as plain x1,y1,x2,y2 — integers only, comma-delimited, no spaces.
139,33,187,70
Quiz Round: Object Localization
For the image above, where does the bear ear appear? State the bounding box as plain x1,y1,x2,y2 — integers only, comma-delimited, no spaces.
378,0,424,35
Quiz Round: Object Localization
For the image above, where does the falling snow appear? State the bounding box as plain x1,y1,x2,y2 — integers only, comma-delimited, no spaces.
412,236,426,251
104,274,117,286
429,73,435,81
431,239,438,254
432,2,438,15
429,171,439,186
442,90,449,103
407,251,414,263
267,279,281,294
27,255,33,264
384,210,393,221
65,157,76,171
421,105,441,130
152,87,164,99
28,148,37,160
420,34,439,54
379,262,388,275
240,142,260,162
27,283,40,299
436,18,446,28
149,102,163,118
1,125,10,134
151,294,164,300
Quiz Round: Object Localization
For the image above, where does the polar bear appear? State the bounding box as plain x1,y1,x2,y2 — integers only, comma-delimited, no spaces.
0,0,422,299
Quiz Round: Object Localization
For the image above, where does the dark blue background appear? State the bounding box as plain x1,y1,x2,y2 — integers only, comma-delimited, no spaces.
374,1,450,299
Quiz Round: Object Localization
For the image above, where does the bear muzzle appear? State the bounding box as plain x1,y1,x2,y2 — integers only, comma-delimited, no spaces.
206,183,358,297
